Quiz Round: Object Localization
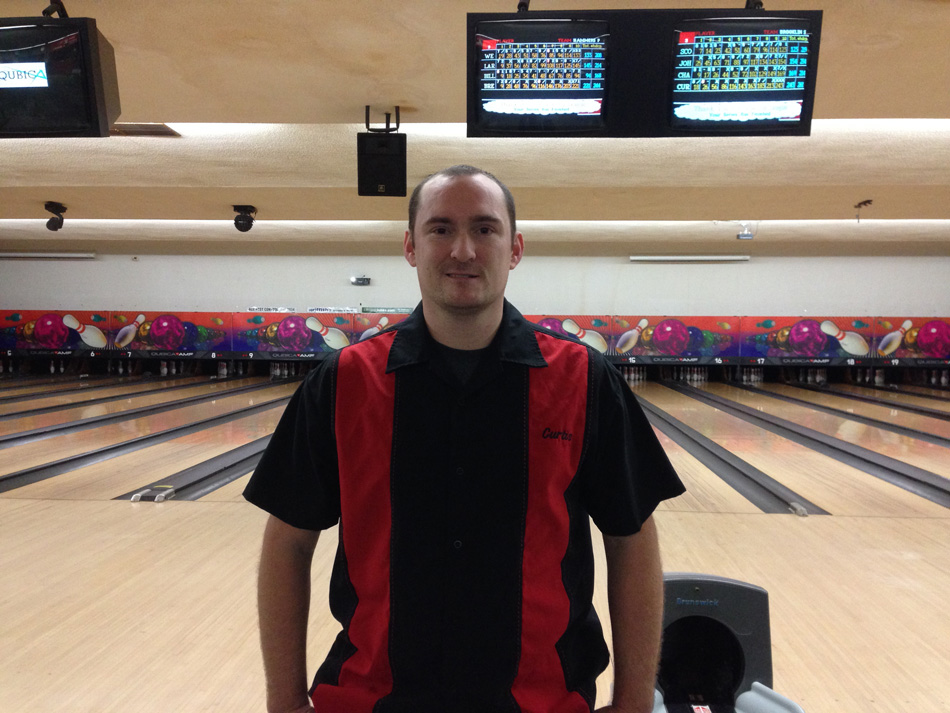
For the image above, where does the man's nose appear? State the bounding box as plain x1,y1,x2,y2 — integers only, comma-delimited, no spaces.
450,234,476,262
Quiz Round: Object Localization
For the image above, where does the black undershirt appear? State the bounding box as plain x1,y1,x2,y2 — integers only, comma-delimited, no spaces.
430,341,490,387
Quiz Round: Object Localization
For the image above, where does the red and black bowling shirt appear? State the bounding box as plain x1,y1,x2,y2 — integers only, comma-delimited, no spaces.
244,300,684,713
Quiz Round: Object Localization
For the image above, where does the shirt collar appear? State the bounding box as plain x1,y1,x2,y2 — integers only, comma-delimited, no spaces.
386,299,548,372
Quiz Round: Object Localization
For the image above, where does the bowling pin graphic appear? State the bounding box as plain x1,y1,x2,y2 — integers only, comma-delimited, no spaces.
877,319,912,356
561,319,608,353
63,314,108,348
115,314,146,348
616,318,649,353
305,317,350,350
820,320,869,356
359,316,389,341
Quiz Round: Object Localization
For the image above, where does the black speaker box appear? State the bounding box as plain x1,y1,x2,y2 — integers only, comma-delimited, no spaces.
357,132,407,196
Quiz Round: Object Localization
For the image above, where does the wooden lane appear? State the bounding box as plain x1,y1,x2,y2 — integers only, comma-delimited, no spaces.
828,383,950,413
0,382,298,477
0,376,271,433
0,375,146,399
0,499,278,712
638,383,946,518
758,383,950,440
647,424,762,515
0,375,206,416
2,499,946,713
707,383,950,480
3,406,286,501
0,374,105,391
895,382,950,400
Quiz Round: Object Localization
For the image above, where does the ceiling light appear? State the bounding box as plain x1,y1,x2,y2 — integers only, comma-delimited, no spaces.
629,255,750,263
0,251,95,260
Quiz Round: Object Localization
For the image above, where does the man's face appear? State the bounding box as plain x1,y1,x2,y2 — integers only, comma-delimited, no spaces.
404,174,523,317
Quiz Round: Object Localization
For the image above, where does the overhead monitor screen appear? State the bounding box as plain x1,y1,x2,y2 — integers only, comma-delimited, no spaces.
671,17,816,131
0,22,91,134
474,19,609,134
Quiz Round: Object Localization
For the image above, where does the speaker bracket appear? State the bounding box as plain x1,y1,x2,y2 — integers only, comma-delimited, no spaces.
365,105,401,134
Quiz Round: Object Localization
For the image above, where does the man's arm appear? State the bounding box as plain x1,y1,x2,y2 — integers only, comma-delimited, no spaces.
596,516,664,713
257,514,321,713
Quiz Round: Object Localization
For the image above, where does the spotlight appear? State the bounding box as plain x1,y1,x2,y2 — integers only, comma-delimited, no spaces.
44,201,67,231
233,205,257,232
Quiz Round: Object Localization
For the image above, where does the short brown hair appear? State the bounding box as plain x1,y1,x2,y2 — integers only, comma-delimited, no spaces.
407,165,517,239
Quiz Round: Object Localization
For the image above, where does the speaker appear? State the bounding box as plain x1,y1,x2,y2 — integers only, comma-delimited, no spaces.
357,132,407,196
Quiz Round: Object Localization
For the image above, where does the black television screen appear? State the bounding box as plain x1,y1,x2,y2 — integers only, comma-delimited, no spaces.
467,9,821,138
471,18,609,135
670,17,818,132
0,17,119,138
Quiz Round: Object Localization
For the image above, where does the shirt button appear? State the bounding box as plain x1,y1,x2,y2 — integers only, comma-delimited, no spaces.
453,540,463,550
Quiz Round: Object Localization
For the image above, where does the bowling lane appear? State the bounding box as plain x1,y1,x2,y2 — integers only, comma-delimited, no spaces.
706,383,950,480
0,375,206,416
827,383,950,414
0,376,147,401
0,377,271,433
896,383,950,400
3,406,286,500
757,383,950,440
0,382,298,477
0,374,109,391
638,383,947,517
648,424,761,514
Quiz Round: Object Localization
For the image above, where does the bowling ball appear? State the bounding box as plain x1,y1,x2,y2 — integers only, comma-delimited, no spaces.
537,318,570,338
787,319,826,357
150,314,185,350
776,326,791,350
138,321,152,344
641,326,653,345
903,327,919,350
687,326,704,353
917,320,950,358
277,315,311,351
33,313,68,348
182,322,199,348
653,319,689,355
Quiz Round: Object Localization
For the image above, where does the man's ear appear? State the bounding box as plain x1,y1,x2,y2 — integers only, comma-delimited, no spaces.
404,230,417,267
509,232,524,270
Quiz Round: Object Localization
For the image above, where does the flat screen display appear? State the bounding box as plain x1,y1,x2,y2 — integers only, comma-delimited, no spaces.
670,17,816,131
473,19,609,134
0,18,118,137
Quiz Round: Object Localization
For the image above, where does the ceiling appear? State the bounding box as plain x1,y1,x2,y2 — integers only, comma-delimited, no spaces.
1,0,949,258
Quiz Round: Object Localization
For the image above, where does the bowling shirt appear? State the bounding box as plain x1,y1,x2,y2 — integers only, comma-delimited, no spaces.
244,300,684,713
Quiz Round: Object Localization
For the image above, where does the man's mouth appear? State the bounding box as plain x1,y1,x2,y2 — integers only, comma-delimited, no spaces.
446,271,478,279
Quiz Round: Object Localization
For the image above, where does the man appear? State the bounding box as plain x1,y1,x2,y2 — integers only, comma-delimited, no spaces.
245,165,684,713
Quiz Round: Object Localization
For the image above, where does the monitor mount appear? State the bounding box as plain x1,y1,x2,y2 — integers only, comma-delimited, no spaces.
365,106,400,134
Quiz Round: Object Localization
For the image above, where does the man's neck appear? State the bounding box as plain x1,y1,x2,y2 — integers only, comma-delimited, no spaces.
422,300,505,350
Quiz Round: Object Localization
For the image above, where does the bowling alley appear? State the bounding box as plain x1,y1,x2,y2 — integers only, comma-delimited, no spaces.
1,2,948,712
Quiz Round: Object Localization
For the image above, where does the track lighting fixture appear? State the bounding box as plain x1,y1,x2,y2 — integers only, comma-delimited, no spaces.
233,205,257,232
44,201,67,231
